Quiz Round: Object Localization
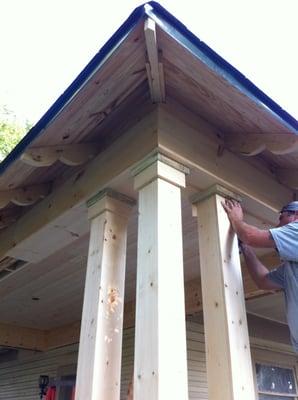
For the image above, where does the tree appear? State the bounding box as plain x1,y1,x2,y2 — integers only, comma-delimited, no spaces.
0,105,31,161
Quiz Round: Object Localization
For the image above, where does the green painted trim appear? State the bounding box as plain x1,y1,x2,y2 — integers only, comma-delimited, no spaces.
190,184,242,204
86,188,136,208
131,150,190,177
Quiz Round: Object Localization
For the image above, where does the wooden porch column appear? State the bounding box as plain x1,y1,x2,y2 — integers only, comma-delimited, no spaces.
191,185,256,400
75,189,134,400
132,153,189,400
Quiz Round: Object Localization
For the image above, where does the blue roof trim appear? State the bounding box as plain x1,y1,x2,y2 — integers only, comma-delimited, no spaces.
1,1,297,175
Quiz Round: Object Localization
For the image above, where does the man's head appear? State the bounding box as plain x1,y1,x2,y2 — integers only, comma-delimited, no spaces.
278,201,298,226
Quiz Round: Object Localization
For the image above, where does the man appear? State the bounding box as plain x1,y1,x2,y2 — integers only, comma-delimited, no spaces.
222,199,298,352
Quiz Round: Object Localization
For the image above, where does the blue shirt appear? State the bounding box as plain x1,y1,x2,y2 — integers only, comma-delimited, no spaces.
268,222,298,352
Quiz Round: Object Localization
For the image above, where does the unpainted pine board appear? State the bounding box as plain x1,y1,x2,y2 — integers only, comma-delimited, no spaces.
0,322,46,350
157,102,292,211
83,83,152,144
0,24,147,192
157,28,292,134
0,233,88,298
164,63,262,135
76,197,131,400
0,109,158,262
134,176,188,400
31,23,147,148
195,193,256,400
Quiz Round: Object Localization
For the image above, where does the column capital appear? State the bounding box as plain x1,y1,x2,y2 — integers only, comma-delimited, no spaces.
87,188,135,220
132,151,190,191
191,184,242,205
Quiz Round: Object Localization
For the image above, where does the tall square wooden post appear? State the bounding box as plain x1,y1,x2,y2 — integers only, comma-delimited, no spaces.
132,153,189,400
192,185,256,400
75,189,134,400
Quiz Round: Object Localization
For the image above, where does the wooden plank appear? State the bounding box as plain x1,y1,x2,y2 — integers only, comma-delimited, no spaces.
0,184,50,209
0,110,158,261
46,321,81,350
133,155,188,400
158,30,292,135
225,132,298,156
276,168,298,190
157,101,293,212
75,191,133,400
0,322,46,350
144,18,165,103
21,143,99,167
193,185,256,400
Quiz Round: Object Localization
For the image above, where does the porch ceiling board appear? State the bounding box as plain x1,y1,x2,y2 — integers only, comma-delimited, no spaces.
157,28,294,135
0,21,147,191
0,3,296,339
0,192,280,331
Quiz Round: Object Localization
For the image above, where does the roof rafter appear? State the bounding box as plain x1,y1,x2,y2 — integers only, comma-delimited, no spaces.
21,143,99,167
144,17,165,103
225,132,298,156
0,184,50,209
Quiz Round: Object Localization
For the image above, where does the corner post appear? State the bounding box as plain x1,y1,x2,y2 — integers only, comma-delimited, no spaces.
191,185,256,400
75,189,135,400
132,153,189,400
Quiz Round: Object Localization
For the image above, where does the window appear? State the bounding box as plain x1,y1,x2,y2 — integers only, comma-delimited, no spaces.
256,363,298,399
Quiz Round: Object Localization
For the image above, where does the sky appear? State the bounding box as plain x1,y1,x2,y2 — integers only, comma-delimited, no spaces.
0,0,297,125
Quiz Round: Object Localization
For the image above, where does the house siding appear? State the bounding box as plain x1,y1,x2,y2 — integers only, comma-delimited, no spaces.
120,322,207,399
0,344,78,400
0,320,295,399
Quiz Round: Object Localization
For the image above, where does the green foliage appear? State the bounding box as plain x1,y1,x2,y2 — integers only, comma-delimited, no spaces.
0,106,32,161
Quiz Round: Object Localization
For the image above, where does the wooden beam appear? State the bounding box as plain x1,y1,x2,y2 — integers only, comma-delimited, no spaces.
276,168,298,190
0,103,291,265
192,185,256,400
0,184,50,209
0,110,158,261
144,18,165,103
21,143,99,167
0,208,21,229
224,132,298,156
75,190,134,400
0,322,46,351
46,321,81,350
157,101,292,212
132,153,189,400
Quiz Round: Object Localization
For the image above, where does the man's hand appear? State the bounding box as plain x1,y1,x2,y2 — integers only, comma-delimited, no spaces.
221,199,243,223
221,198,275,248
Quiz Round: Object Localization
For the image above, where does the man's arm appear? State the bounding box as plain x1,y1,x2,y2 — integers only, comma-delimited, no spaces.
222,199,275,248
240,243,282,290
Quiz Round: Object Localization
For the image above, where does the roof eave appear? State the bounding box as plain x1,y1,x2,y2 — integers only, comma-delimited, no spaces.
1,1,297,176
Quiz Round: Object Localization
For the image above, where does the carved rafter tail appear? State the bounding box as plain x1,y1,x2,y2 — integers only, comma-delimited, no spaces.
0,184,51,209
225,133,298,156
21,143,99,167
144,18,166,103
